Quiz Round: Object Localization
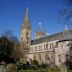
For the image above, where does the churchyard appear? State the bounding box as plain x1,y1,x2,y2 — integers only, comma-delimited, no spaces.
17,65,72,72
0,31,72,72
0,62,72,72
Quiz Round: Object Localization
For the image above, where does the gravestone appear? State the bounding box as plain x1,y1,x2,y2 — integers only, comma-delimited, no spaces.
60,64,67,72
0,65,6,72
6,63,17,72
0,61,6,72
47,65,51,72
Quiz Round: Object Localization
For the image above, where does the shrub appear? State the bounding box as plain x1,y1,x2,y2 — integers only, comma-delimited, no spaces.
32,60,38,65
6,63,17,72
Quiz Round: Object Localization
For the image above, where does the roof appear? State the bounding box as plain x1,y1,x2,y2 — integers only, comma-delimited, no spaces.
31,30,72,45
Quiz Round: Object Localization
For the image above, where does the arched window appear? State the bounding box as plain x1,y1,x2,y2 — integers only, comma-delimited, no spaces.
35,46,37,51
26,32,29,40
29,58,32,64
45,54,50,60
39,45,42,51
33,55,36,60
39,54,41,61
58,55,61,62
44,44,46,50
46,43,48,50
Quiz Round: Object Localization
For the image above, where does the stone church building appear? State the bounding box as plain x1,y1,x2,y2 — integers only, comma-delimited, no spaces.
20,7,72,67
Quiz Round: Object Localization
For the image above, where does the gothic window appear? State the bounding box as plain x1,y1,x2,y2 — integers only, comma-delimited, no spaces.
27,32,29,36
29,58,32,64
51,43,53,48
33,55,36,60
58,55,61,63
39,54,41,61
27,41,29,44
26,32,29,39
50,43,52,49
46,43,48,50
35,46,37,51
45,54,50,60
39,45,42,51
50,44,51,49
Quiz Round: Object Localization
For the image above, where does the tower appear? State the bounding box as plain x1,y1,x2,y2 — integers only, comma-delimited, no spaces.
35,22,46,39
21,7,31,63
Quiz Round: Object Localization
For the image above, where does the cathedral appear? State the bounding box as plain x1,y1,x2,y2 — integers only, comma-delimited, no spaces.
20,7,72,67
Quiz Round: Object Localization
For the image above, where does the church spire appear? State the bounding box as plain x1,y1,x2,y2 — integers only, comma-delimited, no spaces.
22,7,31,30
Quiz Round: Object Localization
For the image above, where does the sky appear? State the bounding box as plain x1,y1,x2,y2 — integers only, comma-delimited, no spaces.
0,0,67,40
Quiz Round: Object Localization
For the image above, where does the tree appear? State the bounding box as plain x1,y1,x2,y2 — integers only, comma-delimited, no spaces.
0,36,14,63
63,0,72,6
32,60,39,65
58,0,72,27
0,31,23,64
2,31,23,61
0,36,13,56
12,44,23,61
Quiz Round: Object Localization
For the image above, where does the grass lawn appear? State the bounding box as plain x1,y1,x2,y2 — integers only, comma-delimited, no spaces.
18,69,72,72
18,69,35,72
18,67,72,72
18,69,60,72
19,70,72,72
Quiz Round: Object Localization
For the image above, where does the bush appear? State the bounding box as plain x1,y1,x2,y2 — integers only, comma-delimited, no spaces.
6,63,17,72
32,60,38,65
38,64,47,69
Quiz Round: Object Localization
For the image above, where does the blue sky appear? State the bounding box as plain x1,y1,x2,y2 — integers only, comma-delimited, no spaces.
0,0,66,40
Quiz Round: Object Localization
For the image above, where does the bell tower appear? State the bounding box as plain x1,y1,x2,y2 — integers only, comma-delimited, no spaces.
21,7,32,63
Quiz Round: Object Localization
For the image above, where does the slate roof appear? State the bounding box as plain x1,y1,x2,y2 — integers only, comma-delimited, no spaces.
31,30,72,45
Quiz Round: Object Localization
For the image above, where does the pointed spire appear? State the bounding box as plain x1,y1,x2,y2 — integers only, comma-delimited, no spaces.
22,7,31,30
63,23,72,40
25,6,29,22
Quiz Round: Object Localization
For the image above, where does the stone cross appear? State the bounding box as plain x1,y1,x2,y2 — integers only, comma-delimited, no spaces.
6,63,17,72
0,65,6,72
60,64,67,72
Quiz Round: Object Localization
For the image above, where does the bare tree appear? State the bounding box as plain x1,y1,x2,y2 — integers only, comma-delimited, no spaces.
58,0,72,29
1,31,23,62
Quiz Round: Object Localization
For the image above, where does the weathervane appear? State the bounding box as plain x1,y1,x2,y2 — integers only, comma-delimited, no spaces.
35,22,46,39
38,22,42,29
65,23,68,31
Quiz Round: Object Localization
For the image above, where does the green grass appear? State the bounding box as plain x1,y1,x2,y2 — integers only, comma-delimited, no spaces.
18,69,35,72
67,70,72,72
18,69,46,72
18,69,72,72
18,69,59,72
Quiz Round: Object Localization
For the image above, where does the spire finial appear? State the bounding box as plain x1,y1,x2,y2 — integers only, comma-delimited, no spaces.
65,23,68,30
38,22,42,29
